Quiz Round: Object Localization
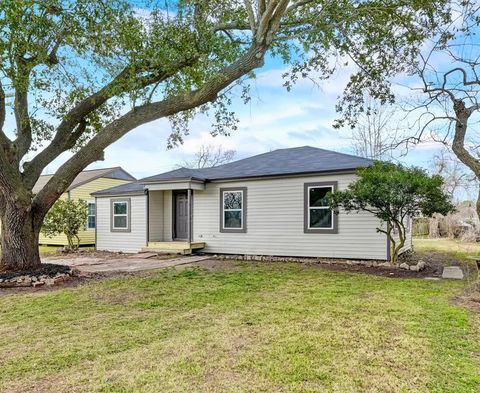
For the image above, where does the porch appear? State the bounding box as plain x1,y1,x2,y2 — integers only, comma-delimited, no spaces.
142,241,206,255
146,181,205,254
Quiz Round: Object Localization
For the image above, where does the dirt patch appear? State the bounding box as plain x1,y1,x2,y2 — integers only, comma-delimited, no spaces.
306,261,440,278
0,269,140,296
45,250,136,260
451,292,480,313
189,252,455,279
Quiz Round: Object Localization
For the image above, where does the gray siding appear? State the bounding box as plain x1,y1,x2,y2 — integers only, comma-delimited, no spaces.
96,195,147,253
148,191,164,241
193,173,389,260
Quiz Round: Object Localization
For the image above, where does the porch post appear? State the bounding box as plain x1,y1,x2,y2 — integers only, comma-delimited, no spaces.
187,188,192,243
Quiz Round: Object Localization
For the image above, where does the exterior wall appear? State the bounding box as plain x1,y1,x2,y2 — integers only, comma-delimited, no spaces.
148,191,164,241
163,190,173,241
96,194,148,253
38,177,131,246
192,173,390,260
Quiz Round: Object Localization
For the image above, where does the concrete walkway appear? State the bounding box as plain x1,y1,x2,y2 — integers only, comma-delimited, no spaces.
43,255,210,273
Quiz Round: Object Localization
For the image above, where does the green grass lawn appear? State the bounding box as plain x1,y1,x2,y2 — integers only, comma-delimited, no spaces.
414,237,480,260
1,262,479,392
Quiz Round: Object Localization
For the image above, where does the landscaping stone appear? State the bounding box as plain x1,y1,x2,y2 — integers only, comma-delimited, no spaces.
410,265,420,272
378,262,392,267
399,263,410,270
0,263,74,288
417,261,426,271
442,266,464,280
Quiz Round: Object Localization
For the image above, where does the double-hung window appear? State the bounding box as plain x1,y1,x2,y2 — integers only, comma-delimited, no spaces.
220,188,247,233
87,202,96,230
304,182,337,233
111,199,130,232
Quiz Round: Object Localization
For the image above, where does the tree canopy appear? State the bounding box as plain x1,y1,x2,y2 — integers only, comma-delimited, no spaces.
329,161,455,263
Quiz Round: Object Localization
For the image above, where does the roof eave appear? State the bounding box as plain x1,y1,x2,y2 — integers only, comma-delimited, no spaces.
207,166,366,183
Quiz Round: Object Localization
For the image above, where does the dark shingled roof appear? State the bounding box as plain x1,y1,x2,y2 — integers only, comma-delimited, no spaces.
93,146,373,196
92,182,145,196
141,146,373,183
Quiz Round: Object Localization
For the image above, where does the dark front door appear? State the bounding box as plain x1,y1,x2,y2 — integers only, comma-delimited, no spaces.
174,192,189,240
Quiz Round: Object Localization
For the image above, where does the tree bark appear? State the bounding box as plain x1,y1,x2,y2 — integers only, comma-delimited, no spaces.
429,215,440,238
452,100,480,220
0,200,41,272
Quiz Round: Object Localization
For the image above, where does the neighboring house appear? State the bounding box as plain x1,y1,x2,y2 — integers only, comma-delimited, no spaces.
0,167,136,246
92,146,412,260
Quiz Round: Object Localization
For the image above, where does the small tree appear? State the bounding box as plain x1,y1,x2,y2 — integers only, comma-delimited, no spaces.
41,199,88,251
329,162,455,264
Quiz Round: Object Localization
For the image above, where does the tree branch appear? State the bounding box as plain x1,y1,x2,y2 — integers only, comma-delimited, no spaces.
23,56,200,188
13,87,32,161
0,81,12,150
452,101,480,177
33,45,267,213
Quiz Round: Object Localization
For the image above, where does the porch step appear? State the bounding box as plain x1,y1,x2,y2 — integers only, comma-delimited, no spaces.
142,241,205,255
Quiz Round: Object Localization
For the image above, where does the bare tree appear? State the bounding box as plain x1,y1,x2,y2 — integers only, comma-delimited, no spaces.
431,148,477,202
180,144,236,168
398,5,480,219
350,98,400,159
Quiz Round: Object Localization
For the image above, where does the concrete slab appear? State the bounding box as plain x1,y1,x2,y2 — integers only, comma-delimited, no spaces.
44,255,210,273
129,252,158,259
442,266,464,280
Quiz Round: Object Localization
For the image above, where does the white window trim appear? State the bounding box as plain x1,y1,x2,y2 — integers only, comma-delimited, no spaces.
307,185,334,230
112,200,129,231
222,190,244,230
86,201,96,231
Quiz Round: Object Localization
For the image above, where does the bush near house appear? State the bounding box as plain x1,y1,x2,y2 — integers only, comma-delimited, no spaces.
41,199,88,251
329,161,455,264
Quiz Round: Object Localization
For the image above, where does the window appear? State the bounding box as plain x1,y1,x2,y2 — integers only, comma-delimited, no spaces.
87,202,96,230
111,199,131,232
304,182,337,233
220,188,247,233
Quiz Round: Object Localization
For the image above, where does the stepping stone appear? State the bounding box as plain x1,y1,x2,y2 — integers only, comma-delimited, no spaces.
442,266,464,280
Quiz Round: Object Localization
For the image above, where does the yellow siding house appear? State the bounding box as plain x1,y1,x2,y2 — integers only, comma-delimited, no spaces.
32,167,135,246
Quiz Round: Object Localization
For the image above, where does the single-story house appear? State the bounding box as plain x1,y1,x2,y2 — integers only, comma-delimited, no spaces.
1,167,135,246
92,146,412,260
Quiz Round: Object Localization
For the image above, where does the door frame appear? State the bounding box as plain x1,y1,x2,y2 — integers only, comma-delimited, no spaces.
172,190,192,241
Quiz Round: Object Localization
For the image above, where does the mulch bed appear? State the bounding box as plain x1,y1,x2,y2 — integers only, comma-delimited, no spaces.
0,263,71,281
308,261,441,278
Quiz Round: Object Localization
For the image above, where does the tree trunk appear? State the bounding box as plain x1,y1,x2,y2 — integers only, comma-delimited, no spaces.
476,188,480,225
429,215,440,238
0,202,42,272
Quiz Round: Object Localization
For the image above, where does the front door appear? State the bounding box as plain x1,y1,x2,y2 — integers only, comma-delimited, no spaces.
174,192,189,240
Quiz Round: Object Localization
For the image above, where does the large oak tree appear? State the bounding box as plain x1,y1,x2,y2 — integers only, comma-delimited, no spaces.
0,0,452,271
